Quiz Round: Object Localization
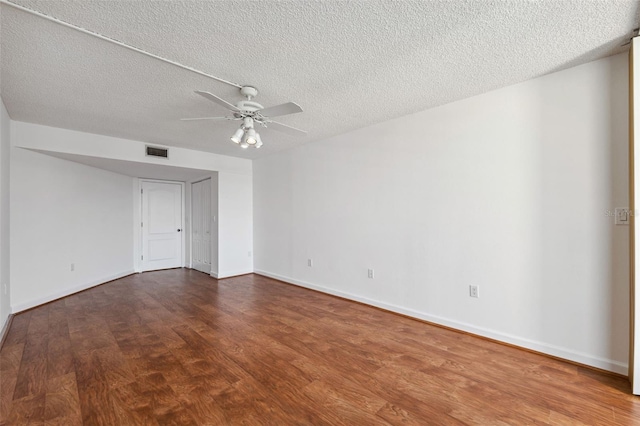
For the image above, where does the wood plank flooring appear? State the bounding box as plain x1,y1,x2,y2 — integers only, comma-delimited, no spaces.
1,269,639,425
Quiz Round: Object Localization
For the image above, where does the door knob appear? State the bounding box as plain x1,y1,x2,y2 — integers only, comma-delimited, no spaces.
177,229,182,232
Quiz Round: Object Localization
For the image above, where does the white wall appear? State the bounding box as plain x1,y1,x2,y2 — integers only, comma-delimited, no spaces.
218,171,253,278
0,98,11,332
254,53,629,374
10,147,134,312
12,121,251,175
12,121,253,281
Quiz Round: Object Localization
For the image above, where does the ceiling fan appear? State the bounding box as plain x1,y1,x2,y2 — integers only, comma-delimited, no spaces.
182,86,306,149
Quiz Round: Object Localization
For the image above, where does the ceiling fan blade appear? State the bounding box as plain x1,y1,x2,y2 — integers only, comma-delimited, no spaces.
266,120,307,136
259,102,303,118
180,116,237,121
195,90,241,112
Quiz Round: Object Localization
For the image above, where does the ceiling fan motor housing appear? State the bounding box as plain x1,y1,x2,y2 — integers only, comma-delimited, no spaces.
239,86,258,99
236,100,263,113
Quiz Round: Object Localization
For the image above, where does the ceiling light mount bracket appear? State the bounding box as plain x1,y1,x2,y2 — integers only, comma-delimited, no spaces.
240,86,258,100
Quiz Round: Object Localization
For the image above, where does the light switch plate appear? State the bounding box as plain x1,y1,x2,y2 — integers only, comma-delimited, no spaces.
615,207,630,226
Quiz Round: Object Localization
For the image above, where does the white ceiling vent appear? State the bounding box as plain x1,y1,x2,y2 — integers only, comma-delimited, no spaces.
146,145,169,159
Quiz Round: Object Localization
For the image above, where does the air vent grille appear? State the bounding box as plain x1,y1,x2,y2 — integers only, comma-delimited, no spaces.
146,145,168,158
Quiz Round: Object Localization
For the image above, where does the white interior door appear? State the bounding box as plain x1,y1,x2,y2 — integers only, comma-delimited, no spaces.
141,181,183,272
191,178,211,274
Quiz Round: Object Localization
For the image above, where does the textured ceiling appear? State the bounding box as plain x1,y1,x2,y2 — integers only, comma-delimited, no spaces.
1,1,639,160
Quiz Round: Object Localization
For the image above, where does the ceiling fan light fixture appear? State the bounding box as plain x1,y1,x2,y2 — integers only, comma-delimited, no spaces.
245,128,257,145
187,86,306,151
230,127,244,144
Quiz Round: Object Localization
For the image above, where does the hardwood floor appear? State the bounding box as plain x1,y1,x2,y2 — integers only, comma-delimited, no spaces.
1,269,639,425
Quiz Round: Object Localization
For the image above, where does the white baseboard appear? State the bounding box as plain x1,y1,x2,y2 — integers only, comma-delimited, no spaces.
210,271,219,279
11,269,136,313
0,313,13,348
217,269,253,279
254,269,628,375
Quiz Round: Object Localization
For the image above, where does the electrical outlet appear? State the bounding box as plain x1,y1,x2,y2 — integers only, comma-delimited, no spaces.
469,285,479,298
307,259,313,267
70,263,75,272
368,269,375,279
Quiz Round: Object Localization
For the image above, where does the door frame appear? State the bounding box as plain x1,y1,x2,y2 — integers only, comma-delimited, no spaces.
630,37,635,392
136,178,186,272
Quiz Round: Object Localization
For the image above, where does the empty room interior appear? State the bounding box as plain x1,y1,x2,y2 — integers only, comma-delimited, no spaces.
4,0,640,424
